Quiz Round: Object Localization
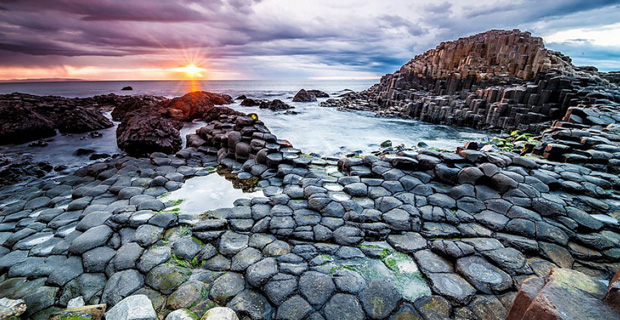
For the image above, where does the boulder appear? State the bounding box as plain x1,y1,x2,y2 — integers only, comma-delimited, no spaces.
157,91,236,121
104,295,157,320
122,86,133,90
116,113,182,156
259,99,294,111
201,307,239,320
111,96,166,121
292,89,317,102
307,89,329,98
241,98,261,107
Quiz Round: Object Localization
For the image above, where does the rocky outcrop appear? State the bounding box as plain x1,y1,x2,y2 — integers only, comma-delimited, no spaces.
293,89,317,102
52,107,114,133
156,91,234,121
240,98,261,107
0,93,119,144
0,103,56,144
307,89,329,98
293,89,329,102
111,95,166,121
259,99,294,111
115,91,239,156
116,113,183,156
379,29,575,96
0,154,53,187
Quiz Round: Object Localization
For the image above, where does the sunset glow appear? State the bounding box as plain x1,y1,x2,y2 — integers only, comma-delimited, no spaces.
169,64,207,79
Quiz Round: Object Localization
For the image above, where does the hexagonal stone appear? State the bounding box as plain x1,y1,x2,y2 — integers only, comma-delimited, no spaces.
333,269,365,294
299,271,335,306
264,273,298,305
359,279,400,319
47,256,83,286
104,294,157,320
263,240,291,256
413,295,451,320
137,246,171,273
59,273,106,306
231,247,263,271
172,237,202,260
68,225,113,255
228,289,273,320
389,304,422,320
145,264,191,295
455,256,512,294
209,272,245,304
82,246,116,273
426,273,476,304
475,210,509,230
481,248,530,275
102,269,144,305
166,281,206,310
113,242,144,271
323,293,364,320
276,295,313,320
413,250,452,273
332,226,363,246
133,225,163,247
344,183,368,197
383,208,411,230
387,232,426,253
246,258,278,288
218,232,249,256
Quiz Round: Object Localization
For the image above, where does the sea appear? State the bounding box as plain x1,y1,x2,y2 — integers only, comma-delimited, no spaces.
0,80,489,170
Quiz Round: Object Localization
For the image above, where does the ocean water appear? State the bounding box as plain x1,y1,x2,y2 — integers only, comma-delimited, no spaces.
0,80,489,169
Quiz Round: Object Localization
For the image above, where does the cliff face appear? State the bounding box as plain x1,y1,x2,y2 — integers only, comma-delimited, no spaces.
376,29,574,96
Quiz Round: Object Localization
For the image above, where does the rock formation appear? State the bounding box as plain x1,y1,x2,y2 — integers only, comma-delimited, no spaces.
259,99,294,111
292,89,329,102
292,89,317,102
379,29,575,95
115,91,239,156
0,93,117,145
323,29,620,172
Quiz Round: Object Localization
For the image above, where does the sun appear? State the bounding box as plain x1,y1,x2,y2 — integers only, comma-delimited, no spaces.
169,64,206,78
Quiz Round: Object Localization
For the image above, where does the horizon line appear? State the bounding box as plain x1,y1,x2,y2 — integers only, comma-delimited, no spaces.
0,78,381,84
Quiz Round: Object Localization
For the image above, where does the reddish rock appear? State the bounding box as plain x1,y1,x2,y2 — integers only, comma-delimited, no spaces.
507,268,620,320
604,268,620,313
157,91,235,121
506,277,545,320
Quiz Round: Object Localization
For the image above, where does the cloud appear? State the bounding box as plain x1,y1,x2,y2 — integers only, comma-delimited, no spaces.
0,0,618,80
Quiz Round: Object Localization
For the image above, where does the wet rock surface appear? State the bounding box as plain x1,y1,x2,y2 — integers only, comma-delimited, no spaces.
2,106,620,319
0,93,117,145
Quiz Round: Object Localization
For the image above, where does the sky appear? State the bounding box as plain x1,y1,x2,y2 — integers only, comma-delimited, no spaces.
0,0,619,81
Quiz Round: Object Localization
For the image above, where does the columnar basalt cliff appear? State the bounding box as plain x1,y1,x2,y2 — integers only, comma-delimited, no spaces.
323,29,620,171
378,29,574,95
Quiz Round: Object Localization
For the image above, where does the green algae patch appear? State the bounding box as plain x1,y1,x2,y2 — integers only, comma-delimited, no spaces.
325,242,431,301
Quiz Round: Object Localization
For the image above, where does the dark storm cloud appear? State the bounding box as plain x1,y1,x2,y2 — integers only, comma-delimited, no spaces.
0,0,618,76
1,0,210,22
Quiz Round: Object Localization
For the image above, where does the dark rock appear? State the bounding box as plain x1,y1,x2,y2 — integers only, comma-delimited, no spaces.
292,89,317,102
359,279,400,319
0,103,56,144
116,112,182,156
260,99,294,111
323,294,364,320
